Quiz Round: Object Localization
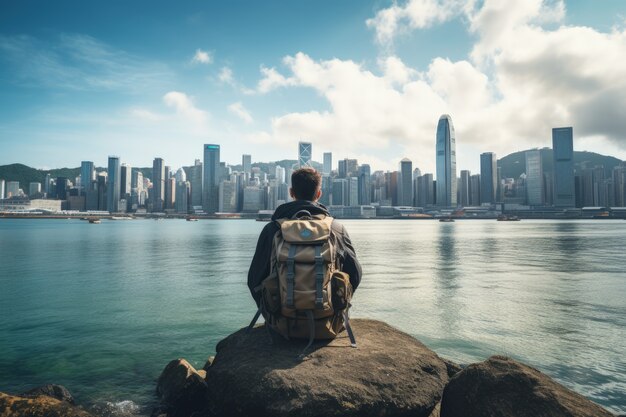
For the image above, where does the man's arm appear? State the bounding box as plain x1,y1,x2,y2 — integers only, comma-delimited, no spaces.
335,223,362,291
247,222,278,306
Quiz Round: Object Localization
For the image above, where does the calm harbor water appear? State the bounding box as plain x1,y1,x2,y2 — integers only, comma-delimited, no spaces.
0,218,624,415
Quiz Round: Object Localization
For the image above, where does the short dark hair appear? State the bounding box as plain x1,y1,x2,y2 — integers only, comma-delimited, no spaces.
291,168,322,200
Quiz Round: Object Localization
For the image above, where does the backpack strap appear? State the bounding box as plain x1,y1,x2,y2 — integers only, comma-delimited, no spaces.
246,307,262,333
342,309,357,348
299,310,316,357
286,244,296,308
291,210,313,219
314,245,324,309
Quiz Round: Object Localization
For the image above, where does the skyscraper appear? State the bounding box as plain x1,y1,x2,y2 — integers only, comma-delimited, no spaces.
203,144,220,214
187,160,203,208
552,127,575,207
398,158,413,206
242,154,252,173
107,156,121,213
152,157,165,212
525,150,544,206
480,152,497,205
0,179,4,199
298,141,312,168
80,161,94,196
358,164,371,205
459,170,470,207
435,114,457,207
323,152,332,175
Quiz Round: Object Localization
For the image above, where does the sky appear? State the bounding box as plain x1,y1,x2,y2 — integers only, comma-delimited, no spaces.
1,0,626,174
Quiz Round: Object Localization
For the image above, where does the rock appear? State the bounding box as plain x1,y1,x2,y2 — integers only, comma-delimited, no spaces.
206,318,449,417
21,384,75,404
0,392,94,417
156,358,211,417
440,355,614,417
442,359,463,379
202,356,215,373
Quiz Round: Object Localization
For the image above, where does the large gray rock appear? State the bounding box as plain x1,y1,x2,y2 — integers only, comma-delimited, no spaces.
21,384,75,404
206,318,449,417
0,392,94,417
440,355,614,417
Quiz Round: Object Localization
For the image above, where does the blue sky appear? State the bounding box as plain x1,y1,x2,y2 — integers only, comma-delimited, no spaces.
1,0,626,174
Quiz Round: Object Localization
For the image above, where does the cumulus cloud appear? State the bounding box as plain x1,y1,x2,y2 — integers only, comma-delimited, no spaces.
163,91,208,125
228,102,253,124
191,49,212,64
251,0,626,172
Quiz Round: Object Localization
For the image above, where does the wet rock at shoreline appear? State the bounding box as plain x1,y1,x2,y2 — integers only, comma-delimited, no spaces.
440,355,615,417
0,391,94,417
205,318,449,417
21,384,75,404
156,358,211,417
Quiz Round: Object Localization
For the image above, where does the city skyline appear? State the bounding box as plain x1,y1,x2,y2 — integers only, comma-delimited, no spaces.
1,1,626,174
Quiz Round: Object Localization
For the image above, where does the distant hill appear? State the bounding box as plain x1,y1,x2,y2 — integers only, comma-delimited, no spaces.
498,149,624,179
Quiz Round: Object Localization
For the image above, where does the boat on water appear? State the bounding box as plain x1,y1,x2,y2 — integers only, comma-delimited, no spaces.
439,217,455,222
497,215,521,221
111,216,133,220
186,217,199,222
88,218,101,224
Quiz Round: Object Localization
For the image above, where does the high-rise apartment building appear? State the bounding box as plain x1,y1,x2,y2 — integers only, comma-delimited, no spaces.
107,156,121,213
525,150,544,206
80,161,94,196
480,152,497,205
436,115,457,207
398,158,413,206
203,144,220,214
242,154,252,173
298,141,312,168
152,157,165,212
552,127,575,207
323,152,332,175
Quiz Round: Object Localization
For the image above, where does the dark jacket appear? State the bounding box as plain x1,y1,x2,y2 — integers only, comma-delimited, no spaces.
247,200,362,306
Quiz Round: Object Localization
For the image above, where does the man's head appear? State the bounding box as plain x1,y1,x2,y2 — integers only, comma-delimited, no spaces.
290,167,322,201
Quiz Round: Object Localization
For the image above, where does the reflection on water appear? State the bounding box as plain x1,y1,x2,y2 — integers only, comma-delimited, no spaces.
0,219,624,415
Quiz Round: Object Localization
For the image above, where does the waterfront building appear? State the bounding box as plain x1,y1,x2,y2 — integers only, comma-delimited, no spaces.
131,170,144,210
6,181,20,198
166,177,176,210
358,164,371,205
338,158,358,178
613,166,626,207
106,156,121,213
0,198,63,212
80,161,95,196
97,173,107,211
332,178,348,206
152,157,165,212
186,160,203,208
242,154,252,173
298,141,312,168
319,175,331,206
385,171,399,206
29,182,41,196
175,181,190,214
348,177,359,207
323,152,332,175
480,152,497,205
243,186,266,212
525,150,544,206
398,158,413,207
203,144,220,214
552,127,575,207
436,114,457,207
0,179,4,199
459,170,470,207
275,166,286,184
416,174,434,207
470,174,481,206
55,177,69,200
219,179,238,213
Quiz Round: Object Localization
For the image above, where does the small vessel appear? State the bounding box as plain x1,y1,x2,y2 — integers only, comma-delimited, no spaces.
111,216,132,220
89,218,101,224
497,215,521,221
439,217,455,222
186,217,199,222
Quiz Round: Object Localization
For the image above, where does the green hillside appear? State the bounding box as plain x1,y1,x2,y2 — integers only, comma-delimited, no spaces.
498,149,624,179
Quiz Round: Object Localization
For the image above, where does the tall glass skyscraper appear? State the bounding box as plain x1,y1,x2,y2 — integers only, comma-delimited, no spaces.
80,161,94,196
552,127,575,207
107,156,121,213
435,114,457,207
298,141,312,168
480,152,497,205
398,158,413,206
323,152,332,175
152,158,165,212
242,154,252,173
525,150,544,206
358,164,371,205
203,144,220,214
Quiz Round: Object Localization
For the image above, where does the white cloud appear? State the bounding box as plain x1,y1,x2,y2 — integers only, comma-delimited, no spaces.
249,1,626,173
191,49,212,64
163,91,209,126
218,66,235,85
228,102,253,124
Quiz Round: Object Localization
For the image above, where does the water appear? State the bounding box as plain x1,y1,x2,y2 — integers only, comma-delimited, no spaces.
0,219,624,415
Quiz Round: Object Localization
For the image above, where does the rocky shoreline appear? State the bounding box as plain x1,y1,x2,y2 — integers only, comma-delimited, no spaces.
1,319,621,417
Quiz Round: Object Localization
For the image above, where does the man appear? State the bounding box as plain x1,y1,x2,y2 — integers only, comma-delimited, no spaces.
247,167,361,306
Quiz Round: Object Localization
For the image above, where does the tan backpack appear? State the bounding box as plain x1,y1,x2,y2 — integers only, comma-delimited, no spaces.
248,210,356,351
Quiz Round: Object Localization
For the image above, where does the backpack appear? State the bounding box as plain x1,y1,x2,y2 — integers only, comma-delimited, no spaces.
248,210,356,352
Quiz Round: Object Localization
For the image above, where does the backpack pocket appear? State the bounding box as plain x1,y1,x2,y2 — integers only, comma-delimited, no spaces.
331,271,352,311
261,275,281,315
